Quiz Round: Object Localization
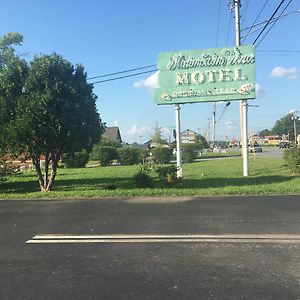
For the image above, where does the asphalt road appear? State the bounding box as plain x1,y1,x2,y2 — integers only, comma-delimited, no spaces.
0,196,299,299
253,147,285,159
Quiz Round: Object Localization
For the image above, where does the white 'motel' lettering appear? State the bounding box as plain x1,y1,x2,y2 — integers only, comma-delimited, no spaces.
175,68,248,85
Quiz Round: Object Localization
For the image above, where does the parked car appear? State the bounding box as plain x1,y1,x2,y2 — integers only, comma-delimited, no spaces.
248,143,262,153
278,141,291,149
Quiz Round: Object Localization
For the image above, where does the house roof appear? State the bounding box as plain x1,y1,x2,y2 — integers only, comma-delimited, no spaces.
102,127,122,143
182,129,197,135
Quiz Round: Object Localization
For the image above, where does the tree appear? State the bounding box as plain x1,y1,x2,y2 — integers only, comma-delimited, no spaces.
99,136,122,148
150,124,167,147
93,146,118,166
259,129,271,137
0,33,28,155
151,147,172,164
117,147,143,165
182,144,198,163
271,113,300,141
10,53,103,191
195,134,209,149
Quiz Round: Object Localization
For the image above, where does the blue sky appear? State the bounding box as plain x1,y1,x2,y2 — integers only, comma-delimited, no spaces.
1,0,299,143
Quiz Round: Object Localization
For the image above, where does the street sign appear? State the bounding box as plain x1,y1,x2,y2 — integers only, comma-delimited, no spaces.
153,45,256,105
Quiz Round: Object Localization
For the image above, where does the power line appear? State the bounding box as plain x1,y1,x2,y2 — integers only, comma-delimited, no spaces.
255,0,294,47
215,0,222,46
242,9,299,40
253,0,286,45
241,0,269,43
87,64,156,80
226,10,233,45
240,0,250,30
90,69,157,85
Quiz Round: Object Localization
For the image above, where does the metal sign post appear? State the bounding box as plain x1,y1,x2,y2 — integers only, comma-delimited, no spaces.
175,104,183,178
235,0,249,176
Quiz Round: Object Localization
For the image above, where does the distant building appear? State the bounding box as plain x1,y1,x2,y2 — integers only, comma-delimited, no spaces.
102,127,122,143
263,135,282,145
181,129,197,144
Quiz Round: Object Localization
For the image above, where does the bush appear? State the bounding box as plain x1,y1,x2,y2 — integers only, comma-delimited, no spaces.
62,150,89,168
117,147,144,165
283,147,300,173
0,158,17,184
133,172,153,188
92,145,118,166
151,147,172,164
155,165,180,187
182,144,198,163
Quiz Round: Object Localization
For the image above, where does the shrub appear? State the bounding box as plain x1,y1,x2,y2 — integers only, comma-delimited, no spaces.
62,150,89,168
182,144,198,163
0,159,16,184
117,147,142,165
151,147,172,164
155,165,180,187
283,147,300,173
133,172,153,188
92,146,118,166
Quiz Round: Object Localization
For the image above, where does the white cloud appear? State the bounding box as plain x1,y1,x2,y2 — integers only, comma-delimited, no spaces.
270,66,298,79
255,83,266,98
127,124,151,136
223,119,238,132
113,120,119,126
133,71,159,90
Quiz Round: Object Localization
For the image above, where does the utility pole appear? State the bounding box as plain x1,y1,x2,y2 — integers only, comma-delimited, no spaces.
207,118,211,145
234,0,249,176
291,111,299,146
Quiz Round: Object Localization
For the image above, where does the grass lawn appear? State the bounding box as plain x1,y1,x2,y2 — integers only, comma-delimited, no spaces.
0,156,299,199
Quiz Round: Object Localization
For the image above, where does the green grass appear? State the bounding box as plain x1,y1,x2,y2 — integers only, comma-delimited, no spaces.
0,157,299,199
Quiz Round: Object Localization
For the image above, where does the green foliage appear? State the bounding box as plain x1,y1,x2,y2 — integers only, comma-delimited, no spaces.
151,147,172,164
93,146,118,166
259,128,271,136
272,113,300,140
2,47,104,191
195,134,209,149
0,32,23,50
155,165,180,187
99,136,122,148
0,159,16,184
0,33,28,154
182,144,198,163
133,171,153,188
1,158,300,198
62,150,89,168
150,123,167,146
117,147,144,165
283,148,300,173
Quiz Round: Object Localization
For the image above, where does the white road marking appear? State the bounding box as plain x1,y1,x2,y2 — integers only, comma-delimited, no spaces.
26,234,300,244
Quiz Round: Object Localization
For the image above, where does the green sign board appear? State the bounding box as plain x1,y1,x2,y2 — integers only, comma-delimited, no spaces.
153,45,256,105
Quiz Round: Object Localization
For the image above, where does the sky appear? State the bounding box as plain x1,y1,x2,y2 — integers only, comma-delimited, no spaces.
1,0,300,144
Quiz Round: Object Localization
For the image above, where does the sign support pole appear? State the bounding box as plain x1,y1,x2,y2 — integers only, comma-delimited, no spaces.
175,104,183,178
235,0,249,176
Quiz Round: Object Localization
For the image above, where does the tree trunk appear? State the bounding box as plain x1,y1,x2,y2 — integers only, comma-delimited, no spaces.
32,152,60,192
44,151,49,190
46,158,58,191
32,154,46,192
